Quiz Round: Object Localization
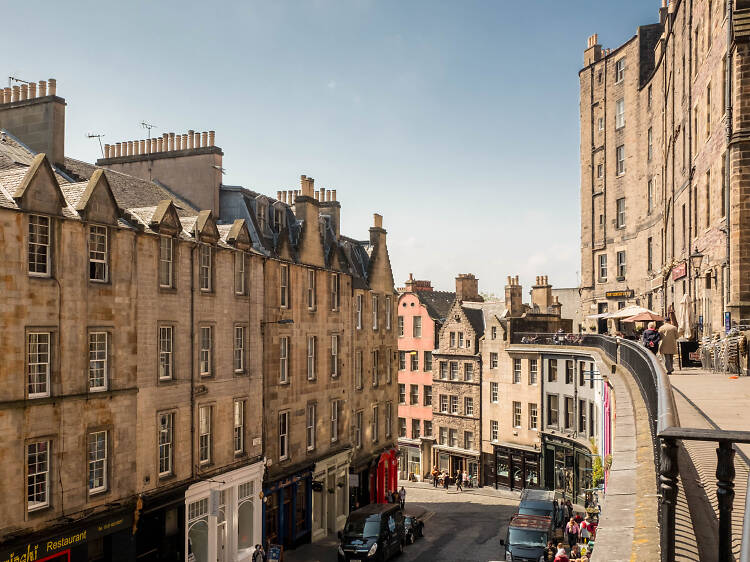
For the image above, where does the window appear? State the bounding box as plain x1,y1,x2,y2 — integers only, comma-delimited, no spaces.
87,430,108,494
597,163,603,178
449,395,458,415
424,420,432,437
386,349,392,383
513,358,522,383
529,359,538,384
234,400,245,454
398,351,406,371
234,326,246,372
280,264,289,308
307,336,316,380
330,273,339,311
617,251,626,278
198,245,212,291
410,352,418,371
464,362,474,381
88,225,108,282
694,110,700,154
449,332,456,347
28,332,50,398
647,84,652,108
597,117,604,131
27,441,49,510
529,403,538,430
439,362,447,379
439,427,447,446
199,405,212,464
513,402,522,428
490,352,498,369
158,412,173,476
565,397,574,429
616,145,625,175
424,385,432,406
399,418,407,438
88,332,107,391
547,395,559,426
491,420,499,441
279,411,289,460
372,295,378,330
490,382,499,403
463,431,473,450
385,402,392,437
385,296,392,329
410,384,419,405
355,350,363,389
706,169,711,227
28,215,51,276
159,236,174,288
399,384,406,404
647,180,654,214
491,326,497,340
589,402,596,437
372,350,379,387
647,127,653,161
706,84,711,138
398,316,404,337
565,360,574,384
331,400,339,442
449,362,459,381
256,203,267,231
615,98,625,128
273,206,284,231
306,403,316,451
465,397,474,416
356,294,363,329
616,198,625,228
579,399,587,433
411,419,420,439
721,152,727,218
330,335,339,377
355,411,363,448
614,58,625,83
647,237,654,272
279,337,289,383
449,429,458,448
234,252,246,295
439,394,448,413
371,405,379,442
199,326,213,376
458,332,464,347
413,316,422,338
579,361,586,386
548,359,557,382
307,269,316,310
424,351,433,371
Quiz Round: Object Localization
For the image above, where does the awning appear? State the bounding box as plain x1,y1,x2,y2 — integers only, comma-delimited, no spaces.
608,305,654,319
586,312,611,319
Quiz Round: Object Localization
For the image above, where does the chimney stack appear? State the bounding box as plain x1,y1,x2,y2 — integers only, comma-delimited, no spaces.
455,273,481,303
504,275,524,317
584,33,602,66
48,79,56,96
531,274,553,311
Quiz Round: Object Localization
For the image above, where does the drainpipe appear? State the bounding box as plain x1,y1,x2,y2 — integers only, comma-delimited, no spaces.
190,243,196,479
688,0,695,323
725,0,734,323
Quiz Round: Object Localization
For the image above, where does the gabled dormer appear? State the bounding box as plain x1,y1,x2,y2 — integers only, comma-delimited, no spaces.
227,219,252,251
193,210,219,293
366,213,394,294
149,199,183,236
75,169,120,225
193,210,219,244
13,153,66,216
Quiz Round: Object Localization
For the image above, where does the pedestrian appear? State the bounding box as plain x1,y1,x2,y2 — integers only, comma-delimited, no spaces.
544,540,556,562
552,499,560,528
399,485,406,509
580,516,592,544
554,543,570,562
565,518,580,550
443,471,449,490
431,466,439,487
393,490,400,505
462,470,468,488
570,544,581,559
565,499,574,521
252,544,265,562
455,471,463,491
658,319,678,373
642,321,661,354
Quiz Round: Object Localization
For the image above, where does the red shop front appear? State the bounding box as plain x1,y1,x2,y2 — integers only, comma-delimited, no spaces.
370,449,399,504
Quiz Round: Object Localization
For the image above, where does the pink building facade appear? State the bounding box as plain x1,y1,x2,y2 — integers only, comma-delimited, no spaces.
397,276,454,480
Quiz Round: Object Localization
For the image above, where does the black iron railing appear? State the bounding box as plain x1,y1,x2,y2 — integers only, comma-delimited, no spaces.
511,332,750,562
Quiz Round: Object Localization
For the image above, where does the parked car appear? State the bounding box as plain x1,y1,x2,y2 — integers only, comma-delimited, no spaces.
517,489,556,518
499,513,553,562
403,514,424,544
338,503,405,561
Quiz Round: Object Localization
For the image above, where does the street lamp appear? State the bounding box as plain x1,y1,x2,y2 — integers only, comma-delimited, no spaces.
689,249,704,274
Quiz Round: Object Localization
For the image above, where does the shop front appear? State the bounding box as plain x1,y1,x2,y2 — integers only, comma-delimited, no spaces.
349,448,398,511
492,443,540,491
397,439,421,481
311,449,351,542
0,507,134,562
262,468,313,551
432,444,479,484
542,434,592,504
184,461,265,562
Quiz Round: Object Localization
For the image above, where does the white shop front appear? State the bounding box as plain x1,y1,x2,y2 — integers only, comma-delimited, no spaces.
311,449,352,542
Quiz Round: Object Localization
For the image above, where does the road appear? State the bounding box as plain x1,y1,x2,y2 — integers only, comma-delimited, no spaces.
285,482,520,562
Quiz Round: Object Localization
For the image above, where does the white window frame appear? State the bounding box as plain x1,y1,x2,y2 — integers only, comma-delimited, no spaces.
449,361,459,381
615,98,625,129
330,273,339,311
450,395,458,415
356,294,363,329
464,362,473,381
280,336,289,383
413,316,422,338
307,268,316,310
234,400,245,454
398,316,404,337
490,352,498,369
88,225,108,282
386,348,392,383
198,244,212,291
615,58,625,83
513,401,522,428
279,411,289,460
199,405,212,465
449,332,456,347
372,294,378,330
234,251,246,296
306,403,316,451
88,331,108,392
597,117,604,131
458,332,464,347
280,264,289,308
385,296,392,329
372,350,379,387
159,236,174,288
234,326,246,373
617,250,627,278
307,336,316,380
88,431,107,494
598,254,608,282
439,394,448,413
158,412,174,477
27,440,50,510
490,382,499,403
465,397,474,416
371,404,379,443
529,359,538,384
199,326,213,376
513,358,522,383
616,145,625,176
355,350,363,390
616,197,626,228
28,215,51,277
385,402,392,437
28,331,51,398
331,335,339,377
355,411,363,448
491,420,499,442
529,403,538,430
331,400,339,443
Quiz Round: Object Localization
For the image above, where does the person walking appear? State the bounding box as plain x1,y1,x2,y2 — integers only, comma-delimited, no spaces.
431,466,439,487
554,544,570,562
455,471,463,491
659,320,678,373
443,471,449,490
580,516,592,544
399,486,406,510
543,540,556,562
642,321,661,354
252,544,265,562
565,518,580,550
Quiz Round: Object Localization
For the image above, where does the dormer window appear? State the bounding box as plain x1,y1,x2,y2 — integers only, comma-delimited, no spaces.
88,225,108,282
256,202,267,232
273,207,285,232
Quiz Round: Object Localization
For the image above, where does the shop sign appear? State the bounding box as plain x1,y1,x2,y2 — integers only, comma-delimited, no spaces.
349,474,359,487
0,513,131,562
605,290,634,299
672,262,687,280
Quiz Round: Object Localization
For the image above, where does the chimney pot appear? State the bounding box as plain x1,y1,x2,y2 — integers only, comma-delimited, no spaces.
332,189,337,201
39,80,46,97
208,130,215,146
157,138,164,152
104,144,110,158
201,132,208,147
373,213,383,228
151,138,157,153
20,84,28,100
140,139,146,154
175,134,181,151
29,82,36,98
188,130,195,149
134,141,140,156
48,79,56,96
168,133,175,151
320,187,326,201
115,142,122,157
181,134,187,150
515,275,519,285
12,86,20,102
2,88,9,103
128,141,134,156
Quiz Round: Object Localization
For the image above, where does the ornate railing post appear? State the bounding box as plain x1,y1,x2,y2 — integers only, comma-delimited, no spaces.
716,440,736,561
660,437,679,562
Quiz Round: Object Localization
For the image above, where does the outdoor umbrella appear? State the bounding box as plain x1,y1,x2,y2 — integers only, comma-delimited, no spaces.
678,293,693,339
623,311,664,323
607,305,652,319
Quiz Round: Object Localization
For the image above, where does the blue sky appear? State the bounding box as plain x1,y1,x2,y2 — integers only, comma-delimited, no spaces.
4,0,658,296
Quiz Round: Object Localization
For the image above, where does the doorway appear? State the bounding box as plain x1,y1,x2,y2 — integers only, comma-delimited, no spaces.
597,303,608,334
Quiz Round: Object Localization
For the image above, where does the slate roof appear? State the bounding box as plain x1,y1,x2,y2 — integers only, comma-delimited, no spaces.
462,300,507,338
416,290,456,323
462,306,486,338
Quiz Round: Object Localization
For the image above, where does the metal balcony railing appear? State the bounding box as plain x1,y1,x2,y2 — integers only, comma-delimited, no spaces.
511,332,750,562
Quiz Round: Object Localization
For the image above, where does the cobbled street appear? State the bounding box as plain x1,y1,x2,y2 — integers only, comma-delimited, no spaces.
286,481,521,562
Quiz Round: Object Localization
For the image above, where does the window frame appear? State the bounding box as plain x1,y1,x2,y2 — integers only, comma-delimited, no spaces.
615,98,625,129
490,382,499,403
234,400,245,454
371,404,379,443
88,331,108,392
598,254,608,282
199,326,213,377
465,397,474,416
513,401,522,428
198,405,212,465
158,412,174,477
233,325,246,373
491,420,499,442
27,440,50,511
279,336,289,383
279,411,290,460
529,403,538,431
616,144,625,176
234,251,247,296
356,294,363,329
330,335,339,377
28,214,51,277
88,224,109,283
412,316,422,338
331,400,339,443
330,273,340,311
88,430,108,494
617,250,627,279
529,358,538,384
424,385,432,406
614,58,625,83
27,331,51,399
616,197,626,229
513,358,522,384
158,235,174,288
307,268,316,311
371,294,378,331
307,335,316,381
279,263,289,308
306,403,316,451
198,244,212,292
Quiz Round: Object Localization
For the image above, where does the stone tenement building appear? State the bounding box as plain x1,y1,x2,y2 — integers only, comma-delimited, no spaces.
0,79,397,562
396,275,455,480
579,0,750,333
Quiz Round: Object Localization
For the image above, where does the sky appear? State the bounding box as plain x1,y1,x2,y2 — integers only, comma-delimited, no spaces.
4,0,659,296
